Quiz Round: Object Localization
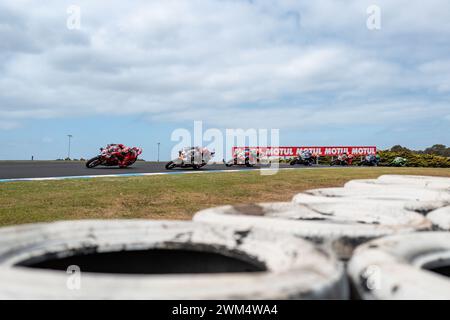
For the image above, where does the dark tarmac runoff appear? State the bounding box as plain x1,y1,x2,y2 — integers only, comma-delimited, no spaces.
0,161,318,180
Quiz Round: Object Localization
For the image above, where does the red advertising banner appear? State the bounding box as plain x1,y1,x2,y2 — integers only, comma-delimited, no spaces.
232,146,377,157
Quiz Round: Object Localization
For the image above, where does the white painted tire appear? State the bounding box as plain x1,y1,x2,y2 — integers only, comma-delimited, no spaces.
299,187,450,213
377,175,450,189
194,201,430,259
427,206,450,231
348,232,450,300
0,220,348,300
345,178,450,191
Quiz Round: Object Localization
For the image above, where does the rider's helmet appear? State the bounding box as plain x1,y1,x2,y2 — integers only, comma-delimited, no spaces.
134,147,143,156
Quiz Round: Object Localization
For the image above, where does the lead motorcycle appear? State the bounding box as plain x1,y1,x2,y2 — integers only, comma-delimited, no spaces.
86,146,142,168
166,147,215,170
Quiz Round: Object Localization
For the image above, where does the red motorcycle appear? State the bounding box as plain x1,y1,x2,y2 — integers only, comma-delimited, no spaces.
330,153,354,166
225,148,259,167
86,146,142,168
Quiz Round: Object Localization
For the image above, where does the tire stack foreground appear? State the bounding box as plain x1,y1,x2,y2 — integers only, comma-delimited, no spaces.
0,175,449,299
194,175,450,299
0,220,347,299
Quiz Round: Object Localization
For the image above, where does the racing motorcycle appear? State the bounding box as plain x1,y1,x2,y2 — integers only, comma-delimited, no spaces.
330,153,354,166
390,156,407,167
86,146,142,168
225,148,258,167
166,147,215,170
290,151,317,166
358,154,380,166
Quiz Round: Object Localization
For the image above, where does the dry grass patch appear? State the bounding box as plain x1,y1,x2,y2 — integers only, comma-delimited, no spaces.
1,167,449,227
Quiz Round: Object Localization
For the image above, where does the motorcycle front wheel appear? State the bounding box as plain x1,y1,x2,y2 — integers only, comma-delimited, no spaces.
86,156,103,168
165,161,177,170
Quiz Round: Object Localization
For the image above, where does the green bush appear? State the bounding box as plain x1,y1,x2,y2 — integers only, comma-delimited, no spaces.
378,150,450,168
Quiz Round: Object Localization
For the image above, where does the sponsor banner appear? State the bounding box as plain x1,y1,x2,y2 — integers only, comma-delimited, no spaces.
232,146,377,157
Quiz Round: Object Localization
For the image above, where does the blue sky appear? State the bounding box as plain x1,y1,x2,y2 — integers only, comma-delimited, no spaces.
1,0,449,160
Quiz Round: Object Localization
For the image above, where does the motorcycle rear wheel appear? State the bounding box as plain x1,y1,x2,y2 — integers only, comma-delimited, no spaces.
86,156,103,168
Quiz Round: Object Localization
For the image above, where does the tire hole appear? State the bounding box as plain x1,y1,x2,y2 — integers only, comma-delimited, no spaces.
15,249,266,274
428,265,450,278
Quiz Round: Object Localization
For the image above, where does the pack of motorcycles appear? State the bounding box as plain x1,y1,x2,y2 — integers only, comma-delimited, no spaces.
86,145,407,169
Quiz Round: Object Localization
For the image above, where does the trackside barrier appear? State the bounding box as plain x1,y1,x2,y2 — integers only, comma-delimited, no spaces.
193,201,430,260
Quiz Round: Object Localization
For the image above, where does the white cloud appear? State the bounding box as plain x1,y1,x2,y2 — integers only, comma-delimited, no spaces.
0,120,21,130
0,0,449,131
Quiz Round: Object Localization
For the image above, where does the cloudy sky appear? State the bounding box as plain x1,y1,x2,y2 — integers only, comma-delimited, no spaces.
1,0,449,160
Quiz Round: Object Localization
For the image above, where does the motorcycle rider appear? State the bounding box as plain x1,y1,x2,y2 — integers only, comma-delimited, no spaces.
338,152,354,165
104,144,135,168
301,149,312,160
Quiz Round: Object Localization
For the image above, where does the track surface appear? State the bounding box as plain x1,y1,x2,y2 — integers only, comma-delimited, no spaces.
0,161,331,180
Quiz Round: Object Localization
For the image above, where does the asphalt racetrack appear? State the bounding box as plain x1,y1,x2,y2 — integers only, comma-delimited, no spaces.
0,161,333,180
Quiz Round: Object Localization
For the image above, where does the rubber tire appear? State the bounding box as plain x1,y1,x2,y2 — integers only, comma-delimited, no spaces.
194,201,430,260
86,156,102,168
165,161,176,170
427,206,450,231
301,186,450,214
348,232,450,300
0,220,348,299
345,177,450,191
377,175,450,190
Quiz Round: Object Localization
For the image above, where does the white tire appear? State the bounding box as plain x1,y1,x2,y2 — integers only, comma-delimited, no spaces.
377,175,450,189
345,178,450,191
427,206,450,231
0,220,348,300
348,232,450,300
300,187,450,213
194,201,430,259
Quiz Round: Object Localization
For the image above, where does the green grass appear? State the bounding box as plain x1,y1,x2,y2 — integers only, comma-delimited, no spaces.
1,167,449,227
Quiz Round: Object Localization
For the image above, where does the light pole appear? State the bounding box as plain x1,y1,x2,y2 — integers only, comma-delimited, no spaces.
67,135,73,159
157,142,160,162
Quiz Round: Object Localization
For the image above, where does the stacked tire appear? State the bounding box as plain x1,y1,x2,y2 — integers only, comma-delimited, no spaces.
193,174,450,299
194,200,430,260
0,220,348,299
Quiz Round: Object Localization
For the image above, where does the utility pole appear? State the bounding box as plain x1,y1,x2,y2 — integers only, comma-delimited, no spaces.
67,135,73,159
157,142,160,162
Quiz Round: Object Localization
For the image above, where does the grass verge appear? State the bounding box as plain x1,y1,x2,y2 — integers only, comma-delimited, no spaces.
1,167,449,227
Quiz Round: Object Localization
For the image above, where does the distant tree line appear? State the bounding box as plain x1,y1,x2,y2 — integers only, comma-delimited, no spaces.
390,144,450,157
378,144,450,168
